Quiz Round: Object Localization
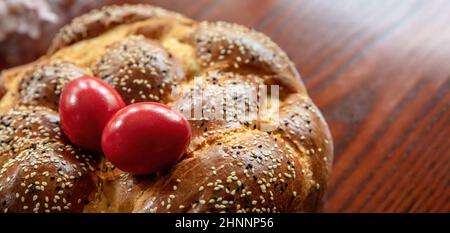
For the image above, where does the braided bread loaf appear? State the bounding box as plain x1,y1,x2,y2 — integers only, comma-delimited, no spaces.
0,4,333,213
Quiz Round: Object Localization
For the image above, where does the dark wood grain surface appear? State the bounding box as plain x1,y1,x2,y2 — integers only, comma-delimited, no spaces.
2,0,449,212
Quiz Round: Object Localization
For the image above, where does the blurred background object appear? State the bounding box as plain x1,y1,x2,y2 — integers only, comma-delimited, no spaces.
0,0,449,213
0,0,144,69
0,0,57,41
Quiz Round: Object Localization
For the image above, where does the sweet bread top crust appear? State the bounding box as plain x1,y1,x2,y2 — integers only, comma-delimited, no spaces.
48,4,188,54
19,60,88,111
0,106,97,213
191,21,304,92
0,4,333,213
93,35,184,104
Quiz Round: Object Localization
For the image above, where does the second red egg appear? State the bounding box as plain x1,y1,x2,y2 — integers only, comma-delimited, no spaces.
101,102,191,175
59,76,125,152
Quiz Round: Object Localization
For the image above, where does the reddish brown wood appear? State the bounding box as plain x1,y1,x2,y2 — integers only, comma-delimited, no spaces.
1,0,449,212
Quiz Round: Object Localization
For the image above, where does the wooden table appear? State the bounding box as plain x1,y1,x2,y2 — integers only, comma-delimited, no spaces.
145,0,449,212
1,0,448,213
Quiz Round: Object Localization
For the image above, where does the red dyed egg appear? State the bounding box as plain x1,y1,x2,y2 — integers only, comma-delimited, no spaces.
102,102,191,174
59,76,125,151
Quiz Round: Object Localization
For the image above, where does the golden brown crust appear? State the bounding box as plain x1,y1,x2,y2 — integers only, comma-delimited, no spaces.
275,94,333,211
19,60,87,111
0,80,5,100
0,4,333,213
0,141,97,213
190,21,305,93
136,130,306,213
48,4,187,54
172,71,263,152
0,106,98,213
0,106,63,164
93,35,185,104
